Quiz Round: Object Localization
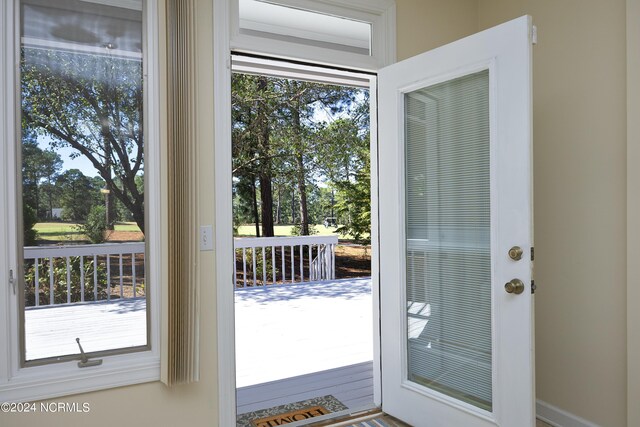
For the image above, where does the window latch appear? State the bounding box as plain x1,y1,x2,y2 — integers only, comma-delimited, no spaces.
76,338,103,368
9,269,15,295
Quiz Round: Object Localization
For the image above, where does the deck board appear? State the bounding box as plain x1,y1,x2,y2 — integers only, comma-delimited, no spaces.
235,278,374,414
237,361,374,415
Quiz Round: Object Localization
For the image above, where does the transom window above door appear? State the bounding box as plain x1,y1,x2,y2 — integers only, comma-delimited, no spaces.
230,0,396,70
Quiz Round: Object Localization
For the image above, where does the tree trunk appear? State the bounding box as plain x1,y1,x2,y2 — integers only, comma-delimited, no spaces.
251,178,260,237
104,140,115,230
296,153,309,235
275,184,281,225
292,88,310,235
291,188,296,224
259,174,274,237
256,76,274,237
47,183,54,220
34,183,40,220
131,205,145,237
331,189,335,219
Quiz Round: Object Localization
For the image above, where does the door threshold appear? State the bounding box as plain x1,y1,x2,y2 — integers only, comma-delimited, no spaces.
308,409,410,427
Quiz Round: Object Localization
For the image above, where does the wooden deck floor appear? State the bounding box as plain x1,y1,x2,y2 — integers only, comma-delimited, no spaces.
235,278,374,415
25,298,147,361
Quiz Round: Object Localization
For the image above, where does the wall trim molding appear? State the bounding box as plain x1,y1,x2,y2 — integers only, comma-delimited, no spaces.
536,400,601,427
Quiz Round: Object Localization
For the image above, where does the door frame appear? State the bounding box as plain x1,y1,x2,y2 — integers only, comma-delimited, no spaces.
213,1,390,425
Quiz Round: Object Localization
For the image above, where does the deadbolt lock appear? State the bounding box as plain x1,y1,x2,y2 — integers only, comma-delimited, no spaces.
505,279,525,295
508,246,523,261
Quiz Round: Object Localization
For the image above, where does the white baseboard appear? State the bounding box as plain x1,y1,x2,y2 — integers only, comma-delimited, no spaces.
537,400,601,427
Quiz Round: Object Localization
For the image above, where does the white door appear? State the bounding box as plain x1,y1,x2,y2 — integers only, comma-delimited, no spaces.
378,16,534,427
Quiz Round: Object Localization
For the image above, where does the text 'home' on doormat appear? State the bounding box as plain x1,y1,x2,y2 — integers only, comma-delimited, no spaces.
236,395,348,427
252,405,329,426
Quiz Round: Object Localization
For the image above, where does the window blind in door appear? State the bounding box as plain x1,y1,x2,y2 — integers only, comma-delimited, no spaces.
404,69,492,410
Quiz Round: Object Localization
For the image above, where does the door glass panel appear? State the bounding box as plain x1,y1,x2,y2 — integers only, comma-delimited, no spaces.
405,70,491,410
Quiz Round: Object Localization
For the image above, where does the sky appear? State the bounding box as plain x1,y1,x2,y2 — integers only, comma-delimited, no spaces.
37,135,99,178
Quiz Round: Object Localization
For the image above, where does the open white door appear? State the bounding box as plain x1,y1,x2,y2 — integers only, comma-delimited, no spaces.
379,16,534,427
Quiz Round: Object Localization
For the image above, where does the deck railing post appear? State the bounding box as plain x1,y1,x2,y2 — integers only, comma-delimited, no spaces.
80,255,85,302
93,255,98,301
106,255,111,302
49,257,54,306
34,258,40,307
242,248,247,288
272,246,276,284
252,248,257,286
262,247,267,285
66,257,71,304
132,253,137,298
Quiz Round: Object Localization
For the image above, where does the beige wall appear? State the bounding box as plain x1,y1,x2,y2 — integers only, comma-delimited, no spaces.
628,0,640,426
477,2,628,427
1,1,634,427
396,0,478,60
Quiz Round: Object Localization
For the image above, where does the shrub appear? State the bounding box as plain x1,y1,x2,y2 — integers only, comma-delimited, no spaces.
23,205,39,246
290,223,317,236
77,205,112,243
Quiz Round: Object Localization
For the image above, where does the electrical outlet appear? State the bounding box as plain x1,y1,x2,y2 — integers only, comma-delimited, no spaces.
200,225,213,251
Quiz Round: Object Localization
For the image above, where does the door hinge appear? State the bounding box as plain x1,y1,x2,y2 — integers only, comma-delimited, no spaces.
531,279,536,294
9,269,16,294
531,247,535,261
531,25,538,45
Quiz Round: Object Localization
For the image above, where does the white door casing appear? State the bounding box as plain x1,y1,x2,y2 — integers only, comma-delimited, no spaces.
379,15,534,427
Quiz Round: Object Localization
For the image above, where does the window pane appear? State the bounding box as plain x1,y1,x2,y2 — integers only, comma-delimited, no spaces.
405,70,492,410
20,0,147,362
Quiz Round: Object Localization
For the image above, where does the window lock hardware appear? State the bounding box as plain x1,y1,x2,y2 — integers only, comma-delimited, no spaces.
9,269,15,294
76,338,103,368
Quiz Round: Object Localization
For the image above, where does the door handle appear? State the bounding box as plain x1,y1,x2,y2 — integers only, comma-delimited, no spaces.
504,279,525,295
508,246,523,261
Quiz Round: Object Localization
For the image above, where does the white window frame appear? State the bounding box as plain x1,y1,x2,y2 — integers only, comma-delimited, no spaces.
230,0,396,71
214,1,394,425
0,0,162,402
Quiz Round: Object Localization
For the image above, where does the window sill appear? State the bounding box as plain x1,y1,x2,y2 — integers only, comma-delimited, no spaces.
0,351,160,402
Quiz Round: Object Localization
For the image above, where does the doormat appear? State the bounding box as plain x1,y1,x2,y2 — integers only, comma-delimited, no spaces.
236,395,347,427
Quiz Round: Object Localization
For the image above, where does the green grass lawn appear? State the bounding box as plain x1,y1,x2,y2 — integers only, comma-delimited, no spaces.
235,224,368,241
34,222,141,242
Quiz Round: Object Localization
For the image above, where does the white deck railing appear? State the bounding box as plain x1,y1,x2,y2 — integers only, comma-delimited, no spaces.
23,242,145,307
234,235,338,288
